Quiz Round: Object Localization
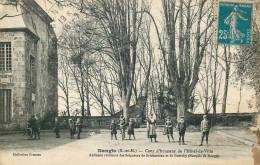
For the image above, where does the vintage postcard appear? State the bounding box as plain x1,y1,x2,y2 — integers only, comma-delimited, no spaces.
0,0,259,165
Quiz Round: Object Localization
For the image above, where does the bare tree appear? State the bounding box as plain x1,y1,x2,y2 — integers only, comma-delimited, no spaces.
133,17,153,119
234,1,260,111
221,45,231,114
86,52,122,116
159,0,214,120
58,49,71,116
82,0,149,122
58,16,97,116
194,43,224,115
196,45,213,114
211,45,223,114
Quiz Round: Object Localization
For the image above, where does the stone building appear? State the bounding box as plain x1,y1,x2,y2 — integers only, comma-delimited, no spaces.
0,0,57,130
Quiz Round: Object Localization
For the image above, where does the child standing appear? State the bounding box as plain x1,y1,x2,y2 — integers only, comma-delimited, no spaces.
164,116,174,142
69,119,75,139
199,115,210,146
177,116,186,145
128,118,136,140
75,118,82,139
27,115,36,140
54,117,60,138
110,120,117,140
34,116,41,140
147,114,157,142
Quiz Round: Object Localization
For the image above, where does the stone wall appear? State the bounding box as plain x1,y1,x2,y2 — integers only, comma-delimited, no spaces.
0,1,58,131
21,3,58,119
57,113,141,130
58,116,120,130
187,113,258,127
0,31,28,130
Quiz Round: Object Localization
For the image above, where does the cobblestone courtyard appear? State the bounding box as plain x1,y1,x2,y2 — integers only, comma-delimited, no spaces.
0,127,258,165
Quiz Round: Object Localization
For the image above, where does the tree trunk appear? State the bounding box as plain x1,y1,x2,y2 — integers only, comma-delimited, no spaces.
65,73,70,117
99,58,104,116
86,81,91,116
237,78,242,113
160,0,211,121
176,96,188,121
222,45,231,114
80,62,85,117
66,95,70,117
122,96,130,124
212,47,218,115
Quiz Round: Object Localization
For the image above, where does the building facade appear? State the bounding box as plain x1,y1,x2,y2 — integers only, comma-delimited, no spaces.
0,0,58,130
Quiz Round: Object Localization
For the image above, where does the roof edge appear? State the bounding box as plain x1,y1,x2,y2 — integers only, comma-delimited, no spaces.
0,28,39,39
22,0,53,23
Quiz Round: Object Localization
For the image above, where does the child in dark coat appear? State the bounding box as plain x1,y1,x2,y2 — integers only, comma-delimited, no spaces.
128,118,136,140
110,120,117,140
34,116,41,140
177,116,186,145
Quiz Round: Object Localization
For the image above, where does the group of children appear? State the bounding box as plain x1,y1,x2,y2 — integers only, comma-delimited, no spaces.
110,114,210,146
27,113,209,146
110,115,136,140
164,115,210,146
53,117,83,139
146,114,184,143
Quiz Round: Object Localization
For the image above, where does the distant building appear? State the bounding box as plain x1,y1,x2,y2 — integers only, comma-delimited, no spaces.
0,0,57,130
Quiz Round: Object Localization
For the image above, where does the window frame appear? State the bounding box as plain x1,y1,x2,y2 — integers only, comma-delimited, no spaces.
0,42,12,72
0,89,12,124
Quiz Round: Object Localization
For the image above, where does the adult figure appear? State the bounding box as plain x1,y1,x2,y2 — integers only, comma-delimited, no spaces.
147,114,157,142
177,116,186,145
224,5,248,43
199,115,210,146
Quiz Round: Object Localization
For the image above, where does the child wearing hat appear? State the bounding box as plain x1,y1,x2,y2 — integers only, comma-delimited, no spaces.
177,116,186,145
164,116,174,142
110,120,117,140
128,118,136,140
199,115,210,146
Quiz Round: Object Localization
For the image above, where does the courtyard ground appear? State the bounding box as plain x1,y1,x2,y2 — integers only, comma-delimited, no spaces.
0,127,258,165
